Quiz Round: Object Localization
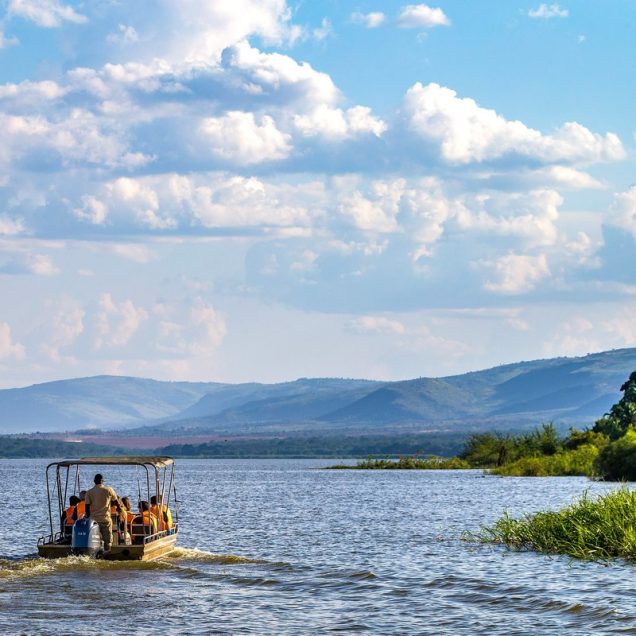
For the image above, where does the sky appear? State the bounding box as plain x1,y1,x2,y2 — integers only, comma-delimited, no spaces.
0,0,635,388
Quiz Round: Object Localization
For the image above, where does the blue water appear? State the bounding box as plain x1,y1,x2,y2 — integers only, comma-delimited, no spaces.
1,459,635,634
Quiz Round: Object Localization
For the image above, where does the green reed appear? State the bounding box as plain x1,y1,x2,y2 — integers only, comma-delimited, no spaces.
473,488,636,560
328,455,471,470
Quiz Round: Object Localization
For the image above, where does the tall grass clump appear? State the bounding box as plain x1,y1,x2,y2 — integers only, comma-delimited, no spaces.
477,488,636,560
491,444,599,477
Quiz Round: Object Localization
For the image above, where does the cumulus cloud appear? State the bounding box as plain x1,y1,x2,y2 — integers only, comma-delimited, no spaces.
0,322,25,360
480,253,551,294
8,0,87,27
528,4,569,19
608,186,636,239
397,4,450,28
455,190,562,248
294,105,386,140
403,83,624,165
351,12,385,28
73,195,108,225
94,293,148,349
200,111,292,165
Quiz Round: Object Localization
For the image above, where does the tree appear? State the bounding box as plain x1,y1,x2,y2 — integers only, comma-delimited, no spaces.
593,371,636,440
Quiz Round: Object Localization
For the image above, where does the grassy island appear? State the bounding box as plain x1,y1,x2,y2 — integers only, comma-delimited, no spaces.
328,456,470,470
474,488,636,561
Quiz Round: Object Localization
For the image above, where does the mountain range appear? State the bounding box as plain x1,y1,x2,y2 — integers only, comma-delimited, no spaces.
1,348,635,436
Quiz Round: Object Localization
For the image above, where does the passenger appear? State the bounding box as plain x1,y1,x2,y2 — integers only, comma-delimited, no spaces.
150,495,174,531
73,490,87,521
130,501,158,544
62,495,81,536
84,473,120,554
121,497,136,528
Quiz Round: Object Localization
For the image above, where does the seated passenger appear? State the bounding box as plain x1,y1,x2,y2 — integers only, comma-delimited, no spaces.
150,495,174,531
62,495,81,536
121,496,136,528
130,501,158,544
74,490,87,521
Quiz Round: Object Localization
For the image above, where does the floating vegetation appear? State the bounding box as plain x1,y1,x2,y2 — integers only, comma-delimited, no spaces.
472,488,636,561
327,455,471,470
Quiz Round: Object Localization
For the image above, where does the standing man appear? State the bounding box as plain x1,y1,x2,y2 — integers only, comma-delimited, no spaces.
85,473,120,554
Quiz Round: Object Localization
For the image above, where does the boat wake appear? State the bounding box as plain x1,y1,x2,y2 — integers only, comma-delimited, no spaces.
0,549,270,579
164,547,268,565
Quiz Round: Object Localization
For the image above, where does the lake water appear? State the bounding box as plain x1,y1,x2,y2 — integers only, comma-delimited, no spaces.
1,459,635,635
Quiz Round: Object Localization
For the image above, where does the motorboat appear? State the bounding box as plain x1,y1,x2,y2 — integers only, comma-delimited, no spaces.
37,456,179,561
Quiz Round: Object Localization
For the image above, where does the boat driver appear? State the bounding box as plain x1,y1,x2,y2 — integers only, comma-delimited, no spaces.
84,473,121,554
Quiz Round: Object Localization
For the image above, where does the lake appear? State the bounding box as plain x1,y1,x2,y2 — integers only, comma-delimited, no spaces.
1,459,635,634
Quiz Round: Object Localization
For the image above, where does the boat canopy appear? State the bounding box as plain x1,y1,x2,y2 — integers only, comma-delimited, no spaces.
52,456,174,469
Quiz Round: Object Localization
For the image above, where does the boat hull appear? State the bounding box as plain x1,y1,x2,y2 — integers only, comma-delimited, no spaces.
37,532,178,561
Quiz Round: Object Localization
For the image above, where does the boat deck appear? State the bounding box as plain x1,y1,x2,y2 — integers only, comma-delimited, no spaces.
37,531,178,561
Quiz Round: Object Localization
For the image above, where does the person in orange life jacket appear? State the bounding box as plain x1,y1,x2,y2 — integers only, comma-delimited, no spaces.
150,495,173,531
121,496,136,528
62,495,81,533
84,474,120,553
131,501,158,542
73,490,87,522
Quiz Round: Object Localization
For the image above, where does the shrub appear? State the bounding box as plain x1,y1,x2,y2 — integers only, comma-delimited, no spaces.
595,429,636,481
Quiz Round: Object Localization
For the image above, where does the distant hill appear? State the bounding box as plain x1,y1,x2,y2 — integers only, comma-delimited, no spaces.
0,348,635,435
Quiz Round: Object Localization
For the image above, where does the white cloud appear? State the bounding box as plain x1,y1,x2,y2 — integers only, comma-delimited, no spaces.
138,0,297,64
157,297,227,355
0,31,19,48
94,293,149,349
0,111,152,171
73,195,108,225
40,299,84,361
480,253,551,294
403,82,625,164
0,252,58,276
0,322,25,360
397,4,450,28
608,186,636,239
351,12,385,28
455,190,562,248
8,0,87,27
294,105,386,140
528,4,569,19
106,24,139,45
200,111,292,165
108,244,156,264
347,316,406,335
0,216,25,236
313,18,332,41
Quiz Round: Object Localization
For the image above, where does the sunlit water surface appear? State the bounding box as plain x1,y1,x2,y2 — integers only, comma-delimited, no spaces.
1,459,635,635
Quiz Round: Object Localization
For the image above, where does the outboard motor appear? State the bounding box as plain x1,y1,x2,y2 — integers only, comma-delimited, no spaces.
71,518,103,557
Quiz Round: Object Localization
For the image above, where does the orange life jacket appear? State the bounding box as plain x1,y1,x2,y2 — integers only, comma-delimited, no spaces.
64,505,76,526
74,501,86,520
126,510,136,526
151,504,174,530
131,511,158,537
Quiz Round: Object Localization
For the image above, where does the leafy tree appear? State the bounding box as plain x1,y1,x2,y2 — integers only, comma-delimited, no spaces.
593,371,636,440
595,429,636,481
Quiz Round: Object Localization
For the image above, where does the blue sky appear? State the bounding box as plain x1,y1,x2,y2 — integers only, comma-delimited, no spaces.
0,0,635,388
